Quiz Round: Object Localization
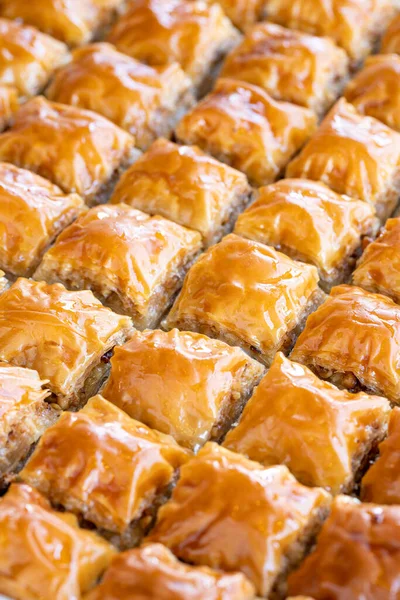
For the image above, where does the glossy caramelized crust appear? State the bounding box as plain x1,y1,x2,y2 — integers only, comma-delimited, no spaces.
102,329,265,450
381,13,400,53
286,98,400,222
0,162,85,277
148,442,331,597
176,78,316,187
208,0,265,31
165,233,322,366
291,284,400,404
0,18,68,98
288,495,400,599
221,23,349,114
20,395,190,538
110,139,252,246
0,278,133,409
85,543,256,600
224,352,390,494
46,43,193,151
0,96,136,204
34,204,202,329
0,483,115,600
0,85,18,132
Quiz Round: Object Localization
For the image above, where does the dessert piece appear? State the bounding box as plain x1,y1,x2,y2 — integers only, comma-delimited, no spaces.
34,204,202,329
0,162,85,277
176,78,317,187
0,96,137,205
208,0,266,31
286,98,400,221
46,43,193,151
221,22,349,115
0,86,18,132
0,363,59,488
235,179,375,291
107,0,240,94
101,328,265,450
165,233,324,366
148,442,331,597
85,543,256,600
0,483,115,600
291,284,400,404
0,18,68,99
0,278,133,409
20,395,190,549
224,352,390,494
110,138,252,247
288,495,400,599
381,12,400,53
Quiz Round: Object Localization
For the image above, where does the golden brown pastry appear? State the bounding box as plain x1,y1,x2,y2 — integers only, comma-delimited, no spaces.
176,78,317,187
288,495,400,599
34,204,202,329
165,233,323,366
46,43,193,151
207,0,266,31
221,22,349,114
291,284,400,404
286,98,400,222
0,85,18,131
0,96,136,205
224,352,390,494
110,138,252,246
0,278,133,409
101,328,265,450
148,442,331,597
85,544,256,600
381,13,400,53
0,483,115,600
20,395,190,547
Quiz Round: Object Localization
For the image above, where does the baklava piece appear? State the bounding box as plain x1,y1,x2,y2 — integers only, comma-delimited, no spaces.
20,395,190,549
102,328,265,450
0,85,17,132
165,233,324,366
34,204,202,329
224,352,390,495
381,12,400,53
235,179,375,291
46,43,193,151
176,78,317,187
291,284,400,404
208,0,266,32
0,483,114,600
221,22,349,115
0,96,137,205
148,442,331,597
288,495,400,599
0,18,68,99
0,162,85,277
286,98,400,221
85,544,256,600
0,278,133,409
110,138,252,247
107,0,240,94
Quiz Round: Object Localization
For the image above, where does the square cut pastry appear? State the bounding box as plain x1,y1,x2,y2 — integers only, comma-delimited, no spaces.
0,96,137,206
224,352,391,495
85,543,256,600
221,22,349,115
288,495,400,600
148,442,331,597
234,179,376,291
20,395,190,549
381,13,400,53
0,85,18,132
291,284,400,404
176,78,317,187
34,204,202,329
0,19,68,99
0,483,115,600
107,0,240,93
0,162,85,277
165,233,324,366
101,328,265,450
110,139,252,247
286,98,400,222
0,278,133,410
45,43,193,151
